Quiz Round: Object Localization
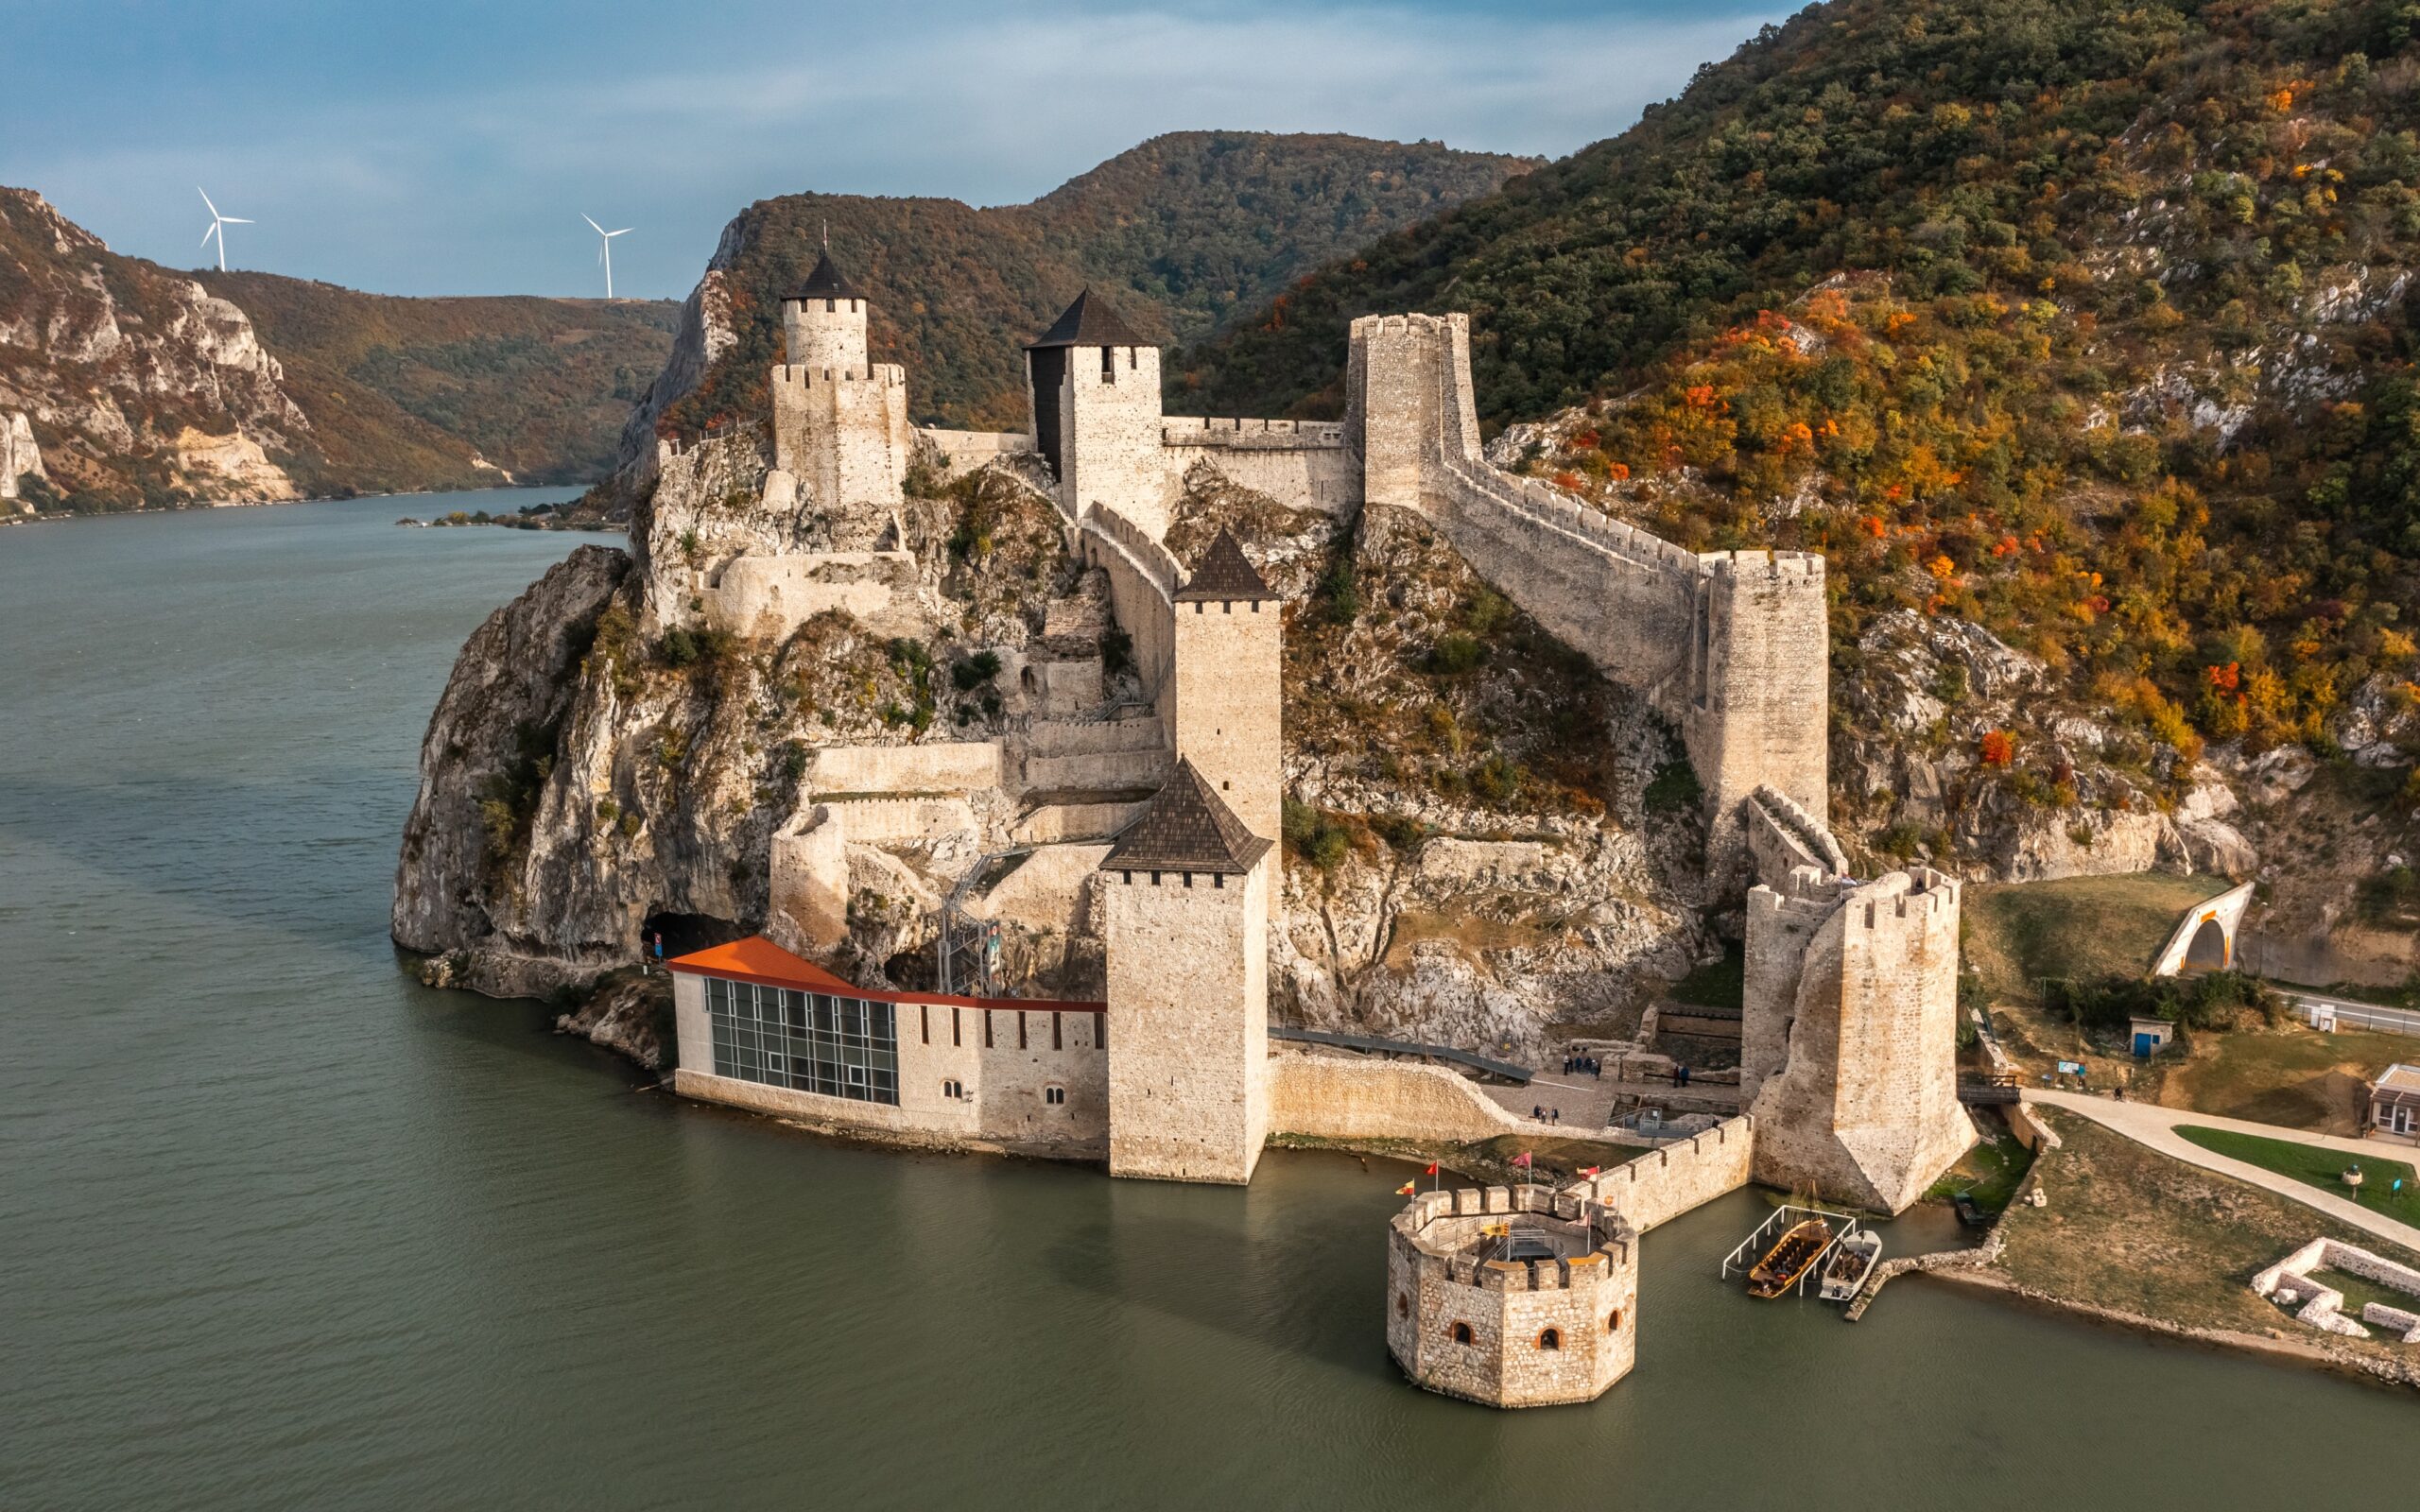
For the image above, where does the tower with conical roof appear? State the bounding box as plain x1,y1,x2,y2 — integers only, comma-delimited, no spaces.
1026,288,1173,537
1099,758,1275,1183
1172,528,1283,842
769,241,909,525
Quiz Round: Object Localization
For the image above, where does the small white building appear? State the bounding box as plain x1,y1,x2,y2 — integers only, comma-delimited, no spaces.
2369,1063,2420,1142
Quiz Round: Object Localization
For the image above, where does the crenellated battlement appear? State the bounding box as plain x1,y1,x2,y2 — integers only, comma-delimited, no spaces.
1698,548,1827,584
772,363,907,389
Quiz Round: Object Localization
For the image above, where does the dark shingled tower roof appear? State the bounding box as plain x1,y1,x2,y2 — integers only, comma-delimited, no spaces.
1028,288,1149,350
792,250,866,302
1101,759,1271,875
1175,528,1273,602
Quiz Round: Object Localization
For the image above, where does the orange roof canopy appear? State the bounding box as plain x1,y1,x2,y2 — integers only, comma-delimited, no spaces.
666,936,856,995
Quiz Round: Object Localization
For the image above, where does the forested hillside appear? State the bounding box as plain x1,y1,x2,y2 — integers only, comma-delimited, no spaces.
1182,0,2420,771
643,131,1534,444
0,186,677,509
202,274,677,486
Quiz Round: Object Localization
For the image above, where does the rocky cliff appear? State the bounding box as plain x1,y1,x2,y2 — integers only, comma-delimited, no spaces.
396,441,1706,1062
0,186,676,511
0,188,309,507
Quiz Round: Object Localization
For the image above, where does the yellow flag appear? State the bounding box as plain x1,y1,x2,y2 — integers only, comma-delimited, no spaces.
1395,1181,1417,1195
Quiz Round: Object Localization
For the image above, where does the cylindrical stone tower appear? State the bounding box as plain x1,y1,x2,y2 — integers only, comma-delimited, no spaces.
782,250,871,374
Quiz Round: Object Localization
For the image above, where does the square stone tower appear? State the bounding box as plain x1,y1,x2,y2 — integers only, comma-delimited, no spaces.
1743,867,1975,1212
1171,529,1283,843
1100,760,1273,1184
1026,290,1172,537
769,249,909,516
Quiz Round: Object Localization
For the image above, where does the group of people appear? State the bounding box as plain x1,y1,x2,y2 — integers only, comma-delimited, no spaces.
1560,1054,1604,1077
1530,1105,1564,1125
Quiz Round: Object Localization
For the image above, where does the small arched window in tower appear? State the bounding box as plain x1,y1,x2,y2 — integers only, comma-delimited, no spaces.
1537,1328,1562,1351
1607,1308,1624,1332
1396,1293,1409,1319
943,1078,964,1100
1045,1085,1067,1107
1100,347,1116,383
1450,1321,1473,1346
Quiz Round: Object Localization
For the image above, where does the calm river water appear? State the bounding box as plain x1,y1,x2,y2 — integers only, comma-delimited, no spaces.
1,495,2411,1509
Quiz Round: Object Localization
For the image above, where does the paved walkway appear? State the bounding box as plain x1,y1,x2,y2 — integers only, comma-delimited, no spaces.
2276,987,2420,1038
2031,1090,2420,1252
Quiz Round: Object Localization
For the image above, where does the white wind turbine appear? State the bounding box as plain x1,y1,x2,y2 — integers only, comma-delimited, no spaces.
583,214,632,300
198,188,253,272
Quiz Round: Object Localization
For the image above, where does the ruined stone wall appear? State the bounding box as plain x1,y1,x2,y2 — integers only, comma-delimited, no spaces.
698,550,918,639
1387,1187,1637,1409
1747,868,1975,1212
1060,344,1172,537
919,426,1032,481
1011,709,1173,794
769,362,909,513
805,741,1002,798
668,973,1110,1155
1103,852,1270,1182
1160,418,1357,512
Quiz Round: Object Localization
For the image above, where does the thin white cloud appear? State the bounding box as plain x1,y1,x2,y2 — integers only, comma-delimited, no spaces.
18,2,1779,297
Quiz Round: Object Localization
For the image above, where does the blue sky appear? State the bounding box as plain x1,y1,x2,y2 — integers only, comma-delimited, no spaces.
3,0,1782,301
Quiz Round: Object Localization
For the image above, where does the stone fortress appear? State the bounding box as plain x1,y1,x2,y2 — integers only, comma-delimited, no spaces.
656,246,1977,1404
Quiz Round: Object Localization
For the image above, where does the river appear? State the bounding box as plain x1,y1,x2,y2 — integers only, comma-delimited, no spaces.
2,493,2410,1509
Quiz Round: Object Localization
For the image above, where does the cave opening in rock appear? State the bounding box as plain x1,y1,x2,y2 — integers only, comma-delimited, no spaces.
642,911,748,961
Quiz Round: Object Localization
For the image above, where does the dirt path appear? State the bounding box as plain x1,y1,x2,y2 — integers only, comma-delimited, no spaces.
2031,1089,2420,1251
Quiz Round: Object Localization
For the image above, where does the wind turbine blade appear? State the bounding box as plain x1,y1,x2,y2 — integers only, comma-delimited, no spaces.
582,214,605,235
199,187,218,216
221,217,253,225
202,224,219,249
607,228,631,237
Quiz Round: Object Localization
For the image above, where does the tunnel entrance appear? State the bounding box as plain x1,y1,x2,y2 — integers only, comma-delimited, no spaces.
641,911,748,962
2183,916,2230,971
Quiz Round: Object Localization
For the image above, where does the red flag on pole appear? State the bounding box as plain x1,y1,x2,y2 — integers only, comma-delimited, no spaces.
1424,1161,1439,1176
1579,1165,1601,1177
1512,1151,1532,1168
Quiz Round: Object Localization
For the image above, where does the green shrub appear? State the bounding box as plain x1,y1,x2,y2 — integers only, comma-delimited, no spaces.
1425,633,1484,675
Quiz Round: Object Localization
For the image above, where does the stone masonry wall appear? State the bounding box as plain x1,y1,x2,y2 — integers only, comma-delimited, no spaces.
1265,1053,1533,1142
1104,852,1270,1182
806,741,1002,797
1389,1191,1637,1408
769,361,910,515
1161,418,1357,513
669,971,1110,1156
1747,868,1975,1212
1171,593,1284,843
1343,312,1829,887
1061,344,1172,538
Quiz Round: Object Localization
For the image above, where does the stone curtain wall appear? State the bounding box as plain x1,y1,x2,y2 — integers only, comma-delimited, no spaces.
1342,313,1830,873
806,741,1002,797
700,550,919,640
1160,419,1357,512
1104,854,1270,1183
1746,785,1851,889
918,427,1034,482
1577,1115,1757,1233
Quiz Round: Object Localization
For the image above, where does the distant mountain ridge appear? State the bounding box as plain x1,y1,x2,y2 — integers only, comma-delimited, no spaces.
0,186,676,511
610,130,1536,492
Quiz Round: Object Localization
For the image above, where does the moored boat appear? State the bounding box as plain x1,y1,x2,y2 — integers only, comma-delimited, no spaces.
1745,1217,1832,1297
1818,1229,1882,1301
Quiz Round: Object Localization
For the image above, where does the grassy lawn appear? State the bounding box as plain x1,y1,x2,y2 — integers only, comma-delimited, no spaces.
1991,1109,2420,1361
2158,1026,2414,1135
2172,1125,2420,1228
1962,872,2232,1004
1925,1123,2033,1212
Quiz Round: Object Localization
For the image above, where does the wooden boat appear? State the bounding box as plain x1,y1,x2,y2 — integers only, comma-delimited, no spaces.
1952,1193,1989,1228
1818,1229,1882,1302
1745,1217,1832,1298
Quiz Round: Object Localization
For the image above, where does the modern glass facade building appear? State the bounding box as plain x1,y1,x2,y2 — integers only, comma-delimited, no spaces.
704,975,899,1106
